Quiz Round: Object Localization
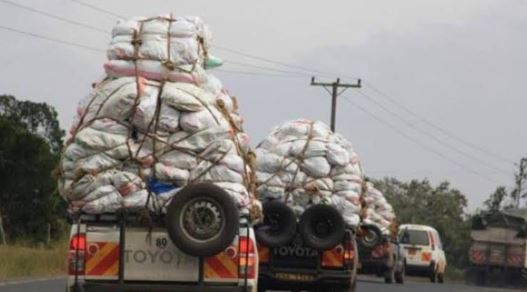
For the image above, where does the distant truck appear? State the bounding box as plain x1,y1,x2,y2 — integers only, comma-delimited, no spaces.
469,209,527,284
66,183,259,292
356,224,406,284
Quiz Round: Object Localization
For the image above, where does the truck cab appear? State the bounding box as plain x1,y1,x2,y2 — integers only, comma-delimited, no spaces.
66,183,259,292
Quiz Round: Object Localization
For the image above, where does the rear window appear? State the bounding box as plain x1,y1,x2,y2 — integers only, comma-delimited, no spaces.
400,230,429,246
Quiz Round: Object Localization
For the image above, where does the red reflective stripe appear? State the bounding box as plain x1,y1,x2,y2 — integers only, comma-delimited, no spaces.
86,244,119,275
205,256,237,278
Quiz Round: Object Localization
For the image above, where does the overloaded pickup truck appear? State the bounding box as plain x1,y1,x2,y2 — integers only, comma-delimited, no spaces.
469,209,527,284
255,201,359,292
66,183,259,292
356,224,406,284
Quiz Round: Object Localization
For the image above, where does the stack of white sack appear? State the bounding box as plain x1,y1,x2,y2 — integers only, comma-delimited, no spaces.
362,182,396,235
254,119,364,226
57,15,256,217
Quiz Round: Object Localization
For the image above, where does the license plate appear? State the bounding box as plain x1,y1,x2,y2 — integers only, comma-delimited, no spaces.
407,248,417,255
275,272,315,282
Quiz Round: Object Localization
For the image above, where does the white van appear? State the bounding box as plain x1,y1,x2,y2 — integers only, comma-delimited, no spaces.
398,224,447,283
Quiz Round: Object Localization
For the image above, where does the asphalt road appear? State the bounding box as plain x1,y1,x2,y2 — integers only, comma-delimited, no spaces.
0,276,522,292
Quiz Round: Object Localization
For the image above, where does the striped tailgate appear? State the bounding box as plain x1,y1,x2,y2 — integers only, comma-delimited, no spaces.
204,249,239,281
86,242,120,278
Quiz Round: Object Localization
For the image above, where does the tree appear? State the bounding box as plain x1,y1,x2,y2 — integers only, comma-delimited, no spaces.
483,186,507,212
0,95,64,153
372,178,471,268
0,96,66,243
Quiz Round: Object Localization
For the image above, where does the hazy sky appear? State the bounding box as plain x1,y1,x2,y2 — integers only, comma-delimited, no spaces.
0,0,525,210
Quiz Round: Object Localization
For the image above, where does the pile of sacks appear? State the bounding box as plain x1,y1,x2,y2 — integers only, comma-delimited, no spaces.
57,15,256,216
254,119,364,226
362,182,396,235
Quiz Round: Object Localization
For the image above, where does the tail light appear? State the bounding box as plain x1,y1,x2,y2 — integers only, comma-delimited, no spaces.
68,233,86,275
322,245,345,268
257,243,270,264
343,241,355,265
422,251,432,262
428,231,436,250
238,236,256,279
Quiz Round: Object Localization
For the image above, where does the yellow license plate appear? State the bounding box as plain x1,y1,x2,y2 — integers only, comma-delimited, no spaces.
275,272,315,282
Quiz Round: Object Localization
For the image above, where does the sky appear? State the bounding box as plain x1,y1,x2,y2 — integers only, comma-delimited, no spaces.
0,0,525,210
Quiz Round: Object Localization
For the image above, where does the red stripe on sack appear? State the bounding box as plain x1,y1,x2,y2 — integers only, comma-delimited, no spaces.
205,256,236,278
87,245,120,275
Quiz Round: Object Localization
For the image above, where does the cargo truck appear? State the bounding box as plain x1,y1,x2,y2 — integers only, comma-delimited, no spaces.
66,183,259,292
356,224,406,284
469,209,527,284
255,202,358,292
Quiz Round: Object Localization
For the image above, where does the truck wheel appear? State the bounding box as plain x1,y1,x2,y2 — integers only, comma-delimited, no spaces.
166,183,239,257
384,266,395,283
255,201,297,247
395,262,405,284
357,224,382,248
299,204,345,250
438,273,444,283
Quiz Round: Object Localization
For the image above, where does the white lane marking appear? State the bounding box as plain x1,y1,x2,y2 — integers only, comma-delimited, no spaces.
0,276,65,287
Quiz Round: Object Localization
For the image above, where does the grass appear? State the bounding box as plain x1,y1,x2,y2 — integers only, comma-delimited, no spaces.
445,266,467,282
0,240,68,280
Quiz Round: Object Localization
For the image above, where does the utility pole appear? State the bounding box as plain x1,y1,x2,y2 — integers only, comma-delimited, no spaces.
310,77,362,132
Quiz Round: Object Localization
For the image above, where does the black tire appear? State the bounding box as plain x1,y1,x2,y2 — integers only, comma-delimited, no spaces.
438,272,444,283
395,262,405,284
385,266,395,284
358,224,383,248
255,201,297,247
166,183,239,257
298,204,345,250
429,262,437,283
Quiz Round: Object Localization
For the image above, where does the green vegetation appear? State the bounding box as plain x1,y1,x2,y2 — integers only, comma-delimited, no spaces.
0,95,67,244
371,178,471,269
0,240,68,280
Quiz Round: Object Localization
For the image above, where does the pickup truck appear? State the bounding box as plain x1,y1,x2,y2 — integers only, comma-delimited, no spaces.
469,209,527,284
255,202,358,292
66,183,259,292
357,224,405,284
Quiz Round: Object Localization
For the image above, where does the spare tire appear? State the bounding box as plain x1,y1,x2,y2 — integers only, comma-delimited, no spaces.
358,224,383,248
299,204,345,250
255,201,297,247
166,183,239,257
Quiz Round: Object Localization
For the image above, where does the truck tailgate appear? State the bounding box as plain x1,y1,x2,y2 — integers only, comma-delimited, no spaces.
85,225,199,282
125,228,199,281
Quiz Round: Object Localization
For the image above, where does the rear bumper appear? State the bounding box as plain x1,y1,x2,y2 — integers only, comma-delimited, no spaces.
258,265,352,289
70,281,253,292
406,263,433,276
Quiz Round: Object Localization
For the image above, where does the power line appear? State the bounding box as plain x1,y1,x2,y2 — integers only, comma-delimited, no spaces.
215,45,355,79
214,69,306,78
0,0,108,34
0,24,104,53
341,95,502,183
222,59,308,76
356,90,510,174
71,0,124,18
363,82,515,164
